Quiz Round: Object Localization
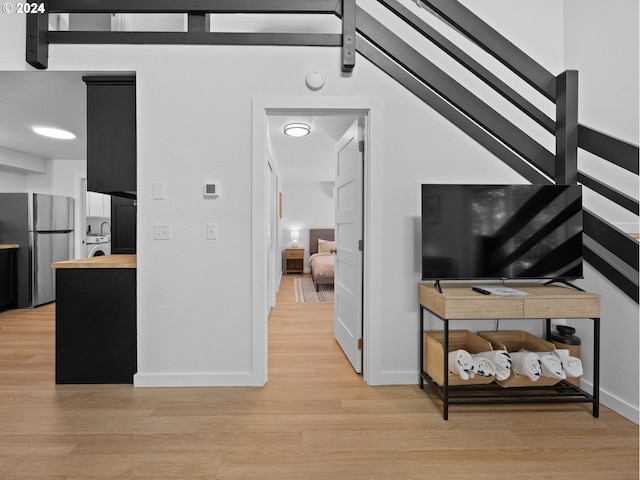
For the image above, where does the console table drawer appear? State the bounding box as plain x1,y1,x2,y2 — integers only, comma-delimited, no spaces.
419,284,523,319
524,297,600,318
440,298,523,319
420,283,601,320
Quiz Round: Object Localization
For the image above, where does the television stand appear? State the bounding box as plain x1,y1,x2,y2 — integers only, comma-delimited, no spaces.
433,279,443,293
418,282,600,420
543,278,585,291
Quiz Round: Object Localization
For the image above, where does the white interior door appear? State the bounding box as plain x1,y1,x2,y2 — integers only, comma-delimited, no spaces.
334,119,364,373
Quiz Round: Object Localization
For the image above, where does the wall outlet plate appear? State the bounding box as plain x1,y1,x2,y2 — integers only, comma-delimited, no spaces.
154,224,171,240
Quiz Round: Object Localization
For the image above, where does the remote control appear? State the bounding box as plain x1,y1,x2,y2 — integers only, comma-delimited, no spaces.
472,287,491,295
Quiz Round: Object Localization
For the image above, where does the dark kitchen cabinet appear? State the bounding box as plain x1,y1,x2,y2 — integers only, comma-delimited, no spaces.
55,266,136,384
0,248,18,311
111,196,136,254
82,75,136,198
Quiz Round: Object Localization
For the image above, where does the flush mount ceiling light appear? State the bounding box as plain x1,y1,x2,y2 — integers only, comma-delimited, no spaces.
32,126,76,140
283,123,310,137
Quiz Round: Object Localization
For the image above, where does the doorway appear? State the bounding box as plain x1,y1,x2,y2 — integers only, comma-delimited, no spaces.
251,96,380,385
268,112,365,374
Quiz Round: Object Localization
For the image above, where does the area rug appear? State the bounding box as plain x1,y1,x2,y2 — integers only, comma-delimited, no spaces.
294,278,334,303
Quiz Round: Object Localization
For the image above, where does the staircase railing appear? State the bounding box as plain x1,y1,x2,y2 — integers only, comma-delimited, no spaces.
406,0,639,204
24,0,639,301
367,0,639,302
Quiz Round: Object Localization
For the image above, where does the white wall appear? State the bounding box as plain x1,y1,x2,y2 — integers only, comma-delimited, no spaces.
579,265,639,423
564,0,639,142
0,170,27,192
0,1,637,421
26,159,86,197
458,0,565,73
281,181,334,272
0,146,46,176
565,0,639,234
0,158,85,196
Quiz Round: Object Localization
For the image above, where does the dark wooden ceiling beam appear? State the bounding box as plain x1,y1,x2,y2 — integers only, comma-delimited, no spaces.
341,0,356,72
29,0,347,69
48,0,340,14
47,31,342,47
188,13,210,34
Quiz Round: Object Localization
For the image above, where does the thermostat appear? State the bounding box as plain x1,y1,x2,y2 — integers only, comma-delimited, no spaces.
203,182,220,197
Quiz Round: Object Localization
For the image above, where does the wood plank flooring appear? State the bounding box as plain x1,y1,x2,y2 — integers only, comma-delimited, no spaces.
0,274,637,479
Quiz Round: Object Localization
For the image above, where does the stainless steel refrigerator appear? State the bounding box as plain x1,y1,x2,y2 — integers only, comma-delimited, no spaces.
0,193,74,308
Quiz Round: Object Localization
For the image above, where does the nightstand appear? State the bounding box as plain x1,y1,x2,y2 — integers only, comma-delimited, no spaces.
285,247,304,274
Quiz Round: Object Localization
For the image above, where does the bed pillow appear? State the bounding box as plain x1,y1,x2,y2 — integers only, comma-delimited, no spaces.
318,238,336,253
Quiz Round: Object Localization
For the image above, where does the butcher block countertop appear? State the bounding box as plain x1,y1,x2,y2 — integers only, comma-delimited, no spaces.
0,244,19,249
52,254,136,269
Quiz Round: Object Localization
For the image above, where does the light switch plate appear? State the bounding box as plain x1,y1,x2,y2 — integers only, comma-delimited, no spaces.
154,224,171,240
153,181,166,200
206,223,217,240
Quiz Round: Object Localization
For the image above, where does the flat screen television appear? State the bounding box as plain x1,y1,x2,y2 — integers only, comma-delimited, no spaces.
421,184,583,281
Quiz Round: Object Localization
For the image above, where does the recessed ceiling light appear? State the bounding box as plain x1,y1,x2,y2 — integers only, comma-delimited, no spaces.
32,126,76,140
283,123,310,137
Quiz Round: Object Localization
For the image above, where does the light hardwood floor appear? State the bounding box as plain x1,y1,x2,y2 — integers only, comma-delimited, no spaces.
0,274,637,479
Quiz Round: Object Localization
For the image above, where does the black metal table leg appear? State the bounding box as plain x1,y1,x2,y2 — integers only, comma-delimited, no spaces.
443,319,449,420
545,318,551,340
593,317,600,418
419,306,424,389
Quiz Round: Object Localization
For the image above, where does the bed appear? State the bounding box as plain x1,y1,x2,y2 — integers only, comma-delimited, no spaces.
309,228,335,292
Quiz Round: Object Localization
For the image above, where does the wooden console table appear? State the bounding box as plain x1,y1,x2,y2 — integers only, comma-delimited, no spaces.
418,282,601,420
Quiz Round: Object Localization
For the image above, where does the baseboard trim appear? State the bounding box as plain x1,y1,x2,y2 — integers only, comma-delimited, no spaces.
581,379,639,425
377,370,420,385
133,371,262,387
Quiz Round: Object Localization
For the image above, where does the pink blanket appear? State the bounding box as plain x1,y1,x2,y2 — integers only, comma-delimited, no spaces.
309,252,335,277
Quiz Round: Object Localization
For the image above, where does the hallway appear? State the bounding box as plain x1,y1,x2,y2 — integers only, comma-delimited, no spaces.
268,274,354,386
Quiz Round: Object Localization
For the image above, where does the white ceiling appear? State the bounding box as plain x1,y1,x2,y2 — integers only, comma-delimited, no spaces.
0,71,358,183
267,113,358,182
0,71,87,160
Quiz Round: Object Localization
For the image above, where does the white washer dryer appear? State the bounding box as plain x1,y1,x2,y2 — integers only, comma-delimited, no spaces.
85,235,111,257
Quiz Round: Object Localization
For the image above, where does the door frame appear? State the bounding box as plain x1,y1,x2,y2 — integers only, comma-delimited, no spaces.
266,159,279,310
251,95,384,386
